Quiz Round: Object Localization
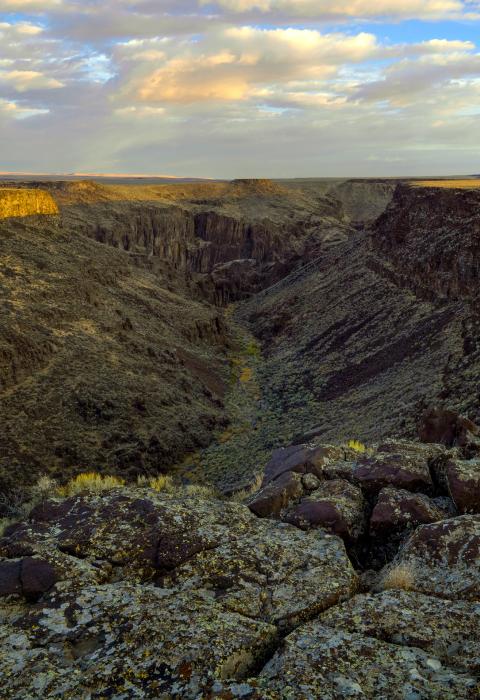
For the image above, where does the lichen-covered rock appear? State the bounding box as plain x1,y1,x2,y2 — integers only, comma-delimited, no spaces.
320,590,480,675
368,488,451,565
161,517,357,630
253,622,479,699
354,452,433,495
370,488,450,536
446,458,480,513
0,582,277,699
248,470,304,518
0,490,357,631
286,479,366,543
386,515,480,600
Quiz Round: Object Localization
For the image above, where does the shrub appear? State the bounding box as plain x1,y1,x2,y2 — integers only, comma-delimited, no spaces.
348,439,367,453
31,474,57,502
184,484,220,499
229,472,263,503
381,564,416,591
139,474,176,493
58,472,125,497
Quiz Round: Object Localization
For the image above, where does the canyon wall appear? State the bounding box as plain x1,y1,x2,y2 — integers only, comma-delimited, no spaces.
0,188,58,219
371,184,480,301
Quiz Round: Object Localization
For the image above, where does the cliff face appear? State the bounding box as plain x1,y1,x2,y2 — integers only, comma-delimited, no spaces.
372,184,480,301
0,189,58,219
59,182,353,305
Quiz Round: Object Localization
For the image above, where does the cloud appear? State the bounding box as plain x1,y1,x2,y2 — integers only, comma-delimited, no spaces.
0,96,49,119
118,28,380,104
0,0,62,9
0,0,479,175
0,70,64,91
200,0,478,20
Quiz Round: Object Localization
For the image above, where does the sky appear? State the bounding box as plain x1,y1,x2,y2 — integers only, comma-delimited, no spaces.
0,1,479,178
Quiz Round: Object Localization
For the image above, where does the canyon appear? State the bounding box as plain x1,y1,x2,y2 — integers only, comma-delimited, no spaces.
0,177,480,698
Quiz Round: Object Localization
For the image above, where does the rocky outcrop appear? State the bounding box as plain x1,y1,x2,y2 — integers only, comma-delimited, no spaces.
0,188,58,219
372,184,480,301
384,515,480,600
1,443,480,697
329,179,396,226
0,489,358,698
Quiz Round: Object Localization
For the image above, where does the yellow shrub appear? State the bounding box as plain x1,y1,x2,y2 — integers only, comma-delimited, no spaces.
348,439,367,453
142,475,176,493
58,472,125,497
239,367,253,383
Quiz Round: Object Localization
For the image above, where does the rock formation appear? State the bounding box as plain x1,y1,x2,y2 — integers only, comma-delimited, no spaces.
0,188,58,219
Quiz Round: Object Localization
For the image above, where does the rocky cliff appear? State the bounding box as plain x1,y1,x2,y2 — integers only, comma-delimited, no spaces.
0,188,58,219
234,183,480,463
372,184,480,301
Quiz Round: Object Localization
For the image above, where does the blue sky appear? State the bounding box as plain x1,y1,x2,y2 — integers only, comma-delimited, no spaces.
0,1,479,177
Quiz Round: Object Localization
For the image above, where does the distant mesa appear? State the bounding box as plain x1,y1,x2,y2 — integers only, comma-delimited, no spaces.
0,188,59,219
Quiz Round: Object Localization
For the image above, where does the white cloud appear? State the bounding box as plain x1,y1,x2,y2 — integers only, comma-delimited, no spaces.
200,0,477,20
0,70,64,91
117,28,380,104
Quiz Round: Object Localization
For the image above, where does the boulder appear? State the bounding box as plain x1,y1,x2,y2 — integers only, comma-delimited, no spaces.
254,622,478,699
286,479,366,543
446,458,480,513
0,582,278,699
370,487,450,536
248,470,304,518
369,488,451,565
320,590,480,675
353,452,433,495
419,407,480,449
0,490,357,631
384,515,480,600
262,443,346,486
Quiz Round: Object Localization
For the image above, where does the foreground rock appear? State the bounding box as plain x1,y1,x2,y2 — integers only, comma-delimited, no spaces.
446,458,480,513
0,582,277,699
0,490,356,627
253,623,478,699
231,590,480,698
383,515,480,600
320,590,480,675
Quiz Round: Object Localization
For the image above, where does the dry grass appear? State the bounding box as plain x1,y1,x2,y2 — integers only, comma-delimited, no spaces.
137,474,176,493
229,472,264,503
58,472,125,497
183,484,220,499
381,563,416,591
